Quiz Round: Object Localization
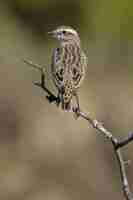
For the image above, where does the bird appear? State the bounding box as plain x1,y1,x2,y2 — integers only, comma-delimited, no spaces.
48,26,87,111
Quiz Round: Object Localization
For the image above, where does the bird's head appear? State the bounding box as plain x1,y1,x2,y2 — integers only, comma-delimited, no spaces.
48,26,80,43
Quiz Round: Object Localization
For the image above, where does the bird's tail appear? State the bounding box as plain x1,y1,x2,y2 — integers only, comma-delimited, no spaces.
62,100,72,111
60,79,73,111
61,86,73,112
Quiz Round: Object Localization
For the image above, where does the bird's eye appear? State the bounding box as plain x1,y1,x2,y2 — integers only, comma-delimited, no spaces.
62,30,66,34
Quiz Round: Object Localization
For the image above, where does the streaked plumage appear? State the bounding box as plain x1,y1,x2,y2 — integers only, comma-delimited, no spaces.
49,26,87,111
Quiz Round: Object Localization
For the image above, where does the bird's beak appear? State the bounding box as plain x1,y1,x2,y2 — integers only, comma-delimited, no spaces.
48,31,56,37
48,31,53,35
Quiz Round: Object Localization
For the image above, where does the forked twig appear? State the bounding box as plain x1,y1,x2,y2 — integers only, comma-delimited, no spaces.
24,59,133,200
23,59,60,103
73,109,133,200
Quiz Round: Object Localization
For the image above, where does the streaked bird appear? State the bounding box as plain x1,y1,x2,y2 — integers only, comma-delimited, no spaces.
48,26,87,111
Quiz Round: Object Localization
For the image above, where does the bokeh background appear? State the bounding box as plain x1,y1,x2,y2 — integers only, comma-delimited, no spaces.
0,0,133,199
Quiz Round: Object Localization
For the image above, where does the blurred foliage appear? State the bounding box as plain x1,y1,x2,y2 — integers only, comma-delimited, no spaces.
0,0,133,200
91,0,133,39
9,0,86,36
5,0,133,39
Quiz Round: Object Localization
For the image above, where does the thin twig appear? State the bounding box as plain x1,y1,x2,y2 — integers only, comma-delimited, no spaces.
24,60,133,200
23,59,59,103
74,109,133,200
23,59,46,72
116,132,133,150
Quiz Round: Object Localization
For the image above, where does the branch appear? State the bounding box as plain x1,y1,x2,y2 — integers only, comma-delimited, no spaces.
23,59,59,103
116,132,133,150
24,59,133,200
74,109,133,200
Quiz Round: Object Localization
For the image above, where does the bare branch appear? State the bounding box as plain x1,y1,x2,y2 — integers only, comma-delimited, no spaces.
116,132,133,150
24,60,133,200
23,59,59,103
23,59,46,72
74,109,133,200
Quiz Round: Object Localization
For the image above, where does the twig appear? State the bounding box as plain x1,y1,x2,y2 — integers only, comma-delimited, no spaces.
116,132,133,150
24,59,133,200
23,59,60,103
74,109,133,200
23,59,45,72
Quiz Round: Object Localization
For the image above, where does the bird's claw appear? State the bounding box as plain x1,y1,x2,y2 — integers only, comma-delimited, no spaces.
46,95,60,104
73,106,80,119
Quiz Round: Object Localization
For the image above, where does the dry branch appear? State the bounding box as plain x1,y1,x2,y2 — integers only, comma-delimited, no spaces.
24,59,133,200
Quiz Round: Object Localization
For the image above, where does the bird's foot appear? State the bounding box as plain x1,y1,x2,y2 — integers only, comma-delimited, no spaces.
46,95,60,105
73,106,81,119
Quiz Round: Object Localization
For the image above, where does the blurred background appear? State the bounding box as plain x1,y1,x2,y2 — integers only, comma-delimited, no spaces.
0,0,133,199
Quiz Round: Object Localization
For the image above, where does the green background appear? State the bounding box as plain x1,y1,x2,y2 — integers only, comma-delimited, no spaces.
0,0,133,199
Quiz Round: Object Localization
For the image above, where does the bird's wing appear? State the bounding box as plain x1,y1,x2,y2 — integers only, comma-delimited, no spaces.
51,47,64,88
72,51,87,88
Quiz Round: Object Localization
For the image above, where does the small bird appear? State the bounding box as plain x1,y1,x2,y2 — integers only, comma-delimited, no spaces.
48,26,87,111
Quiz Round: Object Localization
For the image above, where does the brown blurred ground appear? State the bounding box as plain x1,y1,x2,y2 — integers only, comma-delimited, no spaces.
0,0,133,200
